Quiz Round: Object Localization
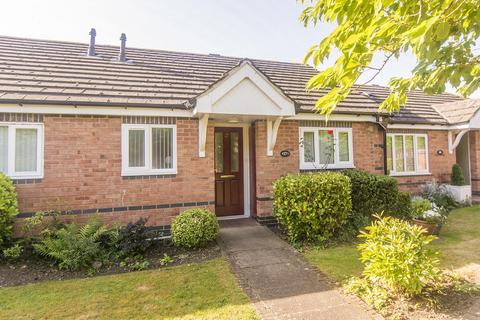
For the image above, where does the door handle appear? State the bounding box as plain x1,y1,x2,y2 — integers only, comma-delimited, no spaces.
220,174,235,179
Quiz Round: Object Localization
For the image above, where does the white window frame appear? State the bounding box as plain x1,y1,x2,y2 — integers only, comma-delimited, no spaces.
0,122,44,179
121,124,177,176
387,133,430,176
299,127,354,170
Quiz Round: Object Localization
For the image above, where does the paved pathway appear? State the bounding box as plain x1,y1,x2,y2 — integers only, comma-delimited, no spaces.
218,219,381,320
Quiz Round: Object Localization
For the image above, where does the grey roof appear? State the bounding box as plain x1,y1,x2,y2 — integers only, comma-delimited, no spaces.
0,35,469,124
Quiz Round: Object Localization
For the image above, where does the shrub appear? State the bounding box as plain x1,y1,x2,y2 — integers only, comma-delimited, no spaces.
343,170,399,217
451,164,466,186
171,209,219,248
357,215,440,296
392,191,413,219
2,243,23,260
116,218,151,257
411,197,431,218
273,172,352,243
422,181,457,212
33,219,115,271
0,173,19,248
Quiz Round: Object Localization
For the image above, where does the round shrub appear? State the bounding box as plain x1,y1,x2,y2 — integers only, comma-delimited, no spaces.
0,173,19,249
171,209,219,248
451,163,465,186
273,172,352,244
358,215,440,296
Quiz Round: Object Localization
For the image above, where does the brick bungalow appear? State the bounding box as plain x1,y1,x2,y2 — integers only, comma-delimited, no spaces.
0,33,479,230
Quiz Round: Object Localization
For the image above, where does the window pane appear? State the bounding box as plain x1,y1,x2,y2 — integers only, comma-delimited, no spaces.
417,136,427,171
303,131,315,162
338,132,349,162
128,129,145,167
230,132,239,173
152,128,173,169
0,127,7,173
405,135,415,172
214,132,223,173
15,128,37,172
319,130,334,164
394,135,404,172
386,136,393,172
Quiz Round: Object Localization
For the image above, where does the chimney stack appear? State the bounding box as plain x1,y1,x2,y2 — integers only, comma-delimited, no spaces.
118,33,127,62
87,28,96,56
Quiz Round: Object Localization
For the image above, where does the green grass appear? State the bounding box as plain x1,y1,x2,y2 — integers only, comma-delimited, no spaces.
0,258,259,320
304,206,480,282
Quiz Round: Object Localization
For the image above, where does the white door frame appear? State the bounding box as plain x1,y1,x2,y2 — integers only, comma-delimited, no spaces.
211,122,251,219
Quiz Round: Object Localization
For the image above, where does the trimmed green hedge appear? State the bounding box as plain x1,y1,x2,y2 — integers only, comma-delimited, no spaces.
0,173,19,249
171,209,219,248
273,172,352,243
343,170,412,220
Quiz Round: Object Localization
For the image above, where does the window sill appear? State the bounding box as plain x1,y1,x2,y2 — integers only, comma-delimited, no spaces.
389,172,431,177
300,164,355,171
121,171,177,177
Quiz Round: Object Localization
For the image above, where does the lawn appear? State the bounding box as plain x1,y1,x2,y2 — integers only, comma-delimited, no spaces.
0,257,259,320
304,205,480,282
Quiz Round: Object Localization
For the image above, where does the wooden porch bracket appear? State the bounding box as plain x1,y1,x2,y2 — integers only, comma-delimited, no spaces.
448,129,469,154
198,113,209,157
267,117,282,156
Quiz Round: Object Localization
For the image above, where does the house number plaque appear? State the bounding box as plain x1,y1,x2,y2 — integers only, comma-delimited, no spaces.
280,150,290,157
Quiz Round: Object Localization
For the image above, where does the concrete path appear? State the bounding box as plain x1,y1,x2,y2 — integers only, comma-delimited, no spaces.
218,219,381,320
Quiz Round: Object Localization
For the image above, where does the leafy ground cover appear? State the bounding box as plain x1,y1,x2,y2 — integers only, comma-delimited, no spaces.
0,257,259,320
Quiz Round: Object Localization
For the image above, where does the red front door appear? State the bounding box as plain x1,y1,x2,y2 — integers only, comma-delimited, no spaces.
214,127,244,216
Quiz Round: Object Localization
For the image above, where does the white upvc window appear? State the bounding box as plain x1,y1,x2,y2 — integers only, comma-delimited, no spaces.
299,127,354,170
121,124,177,176
0,123,44,179
386,133,429,176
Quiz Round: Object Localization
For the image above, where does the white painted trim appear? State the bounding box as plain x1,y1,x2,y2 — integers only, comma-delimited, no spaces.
121,124,177,176
0,122,44,179
211,122,251,218
194,61,295,117
387,133,430,176
387,123,449,130
266,117,282,156
0,104,193,118
292,113,378,122
198,114,209,157
448,129,469,154
217,215,250,220
299,127,354,170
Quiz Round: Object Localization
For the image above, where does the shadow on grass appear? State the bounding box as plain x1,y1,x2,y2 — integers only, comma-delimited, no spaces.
0,257,259,320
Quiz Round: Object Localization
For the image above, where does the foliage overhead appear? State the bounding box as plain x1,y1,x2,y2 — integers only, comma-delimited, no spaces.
300,0,480,115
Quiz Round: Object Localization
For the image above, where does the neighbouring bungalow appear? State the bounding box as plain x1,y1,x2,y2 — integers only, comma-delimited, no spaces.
0,31,479,231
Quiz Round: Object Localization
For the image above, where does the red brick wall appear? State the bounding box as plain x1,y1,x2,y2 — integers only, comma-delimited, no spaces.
394,130,456,193
14,116,215,230
254,120,299,216
352,122,384,174
469,130,480,194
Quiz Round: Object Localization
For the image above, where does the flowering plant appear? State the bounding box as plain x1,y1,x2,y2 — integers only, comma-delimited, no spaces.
418,203,448,225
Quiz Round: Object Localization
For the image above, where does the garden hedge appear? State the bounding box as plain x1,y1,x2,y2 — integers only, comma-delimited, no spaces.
273,172,352,243
0,173,19,249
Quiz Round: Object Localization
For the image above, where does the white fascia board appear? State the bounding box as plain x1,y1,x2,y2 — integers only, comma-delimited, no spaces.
291,113,378,122
0,104,194,118
194,61,295,117
387,123,451,131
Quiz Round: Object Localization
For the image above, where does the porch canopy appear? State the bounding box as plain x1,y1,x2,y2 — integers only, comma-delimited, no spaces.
434,99,480,153
191,60,296,157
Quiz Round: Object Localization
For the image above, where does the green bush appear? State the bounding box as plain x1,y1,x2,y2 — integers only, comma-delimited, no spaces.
171,209,219,248
2,243,23,260
343,170,399,217
273,172,352,243
342,170,412,228
0,173,19,249
411,198,431,218
33,219,116,270
392,191,413,219
451,164,465,186
357,215,440,296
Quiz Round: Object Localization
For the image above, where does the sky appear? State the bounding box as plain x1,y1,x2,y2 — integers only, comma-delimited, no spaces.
0,0,477,97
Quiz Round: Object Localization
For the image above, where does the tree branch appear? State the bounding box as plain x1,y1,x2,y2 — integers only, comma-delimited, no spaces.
361,53,395,85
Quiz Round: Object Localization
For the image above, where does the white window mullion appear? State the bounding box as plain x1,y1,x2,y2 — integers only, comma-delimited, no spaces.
333,130,340,165
413,134,418,173
314,130,320,168
7,126,15,177
391,134,397,174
